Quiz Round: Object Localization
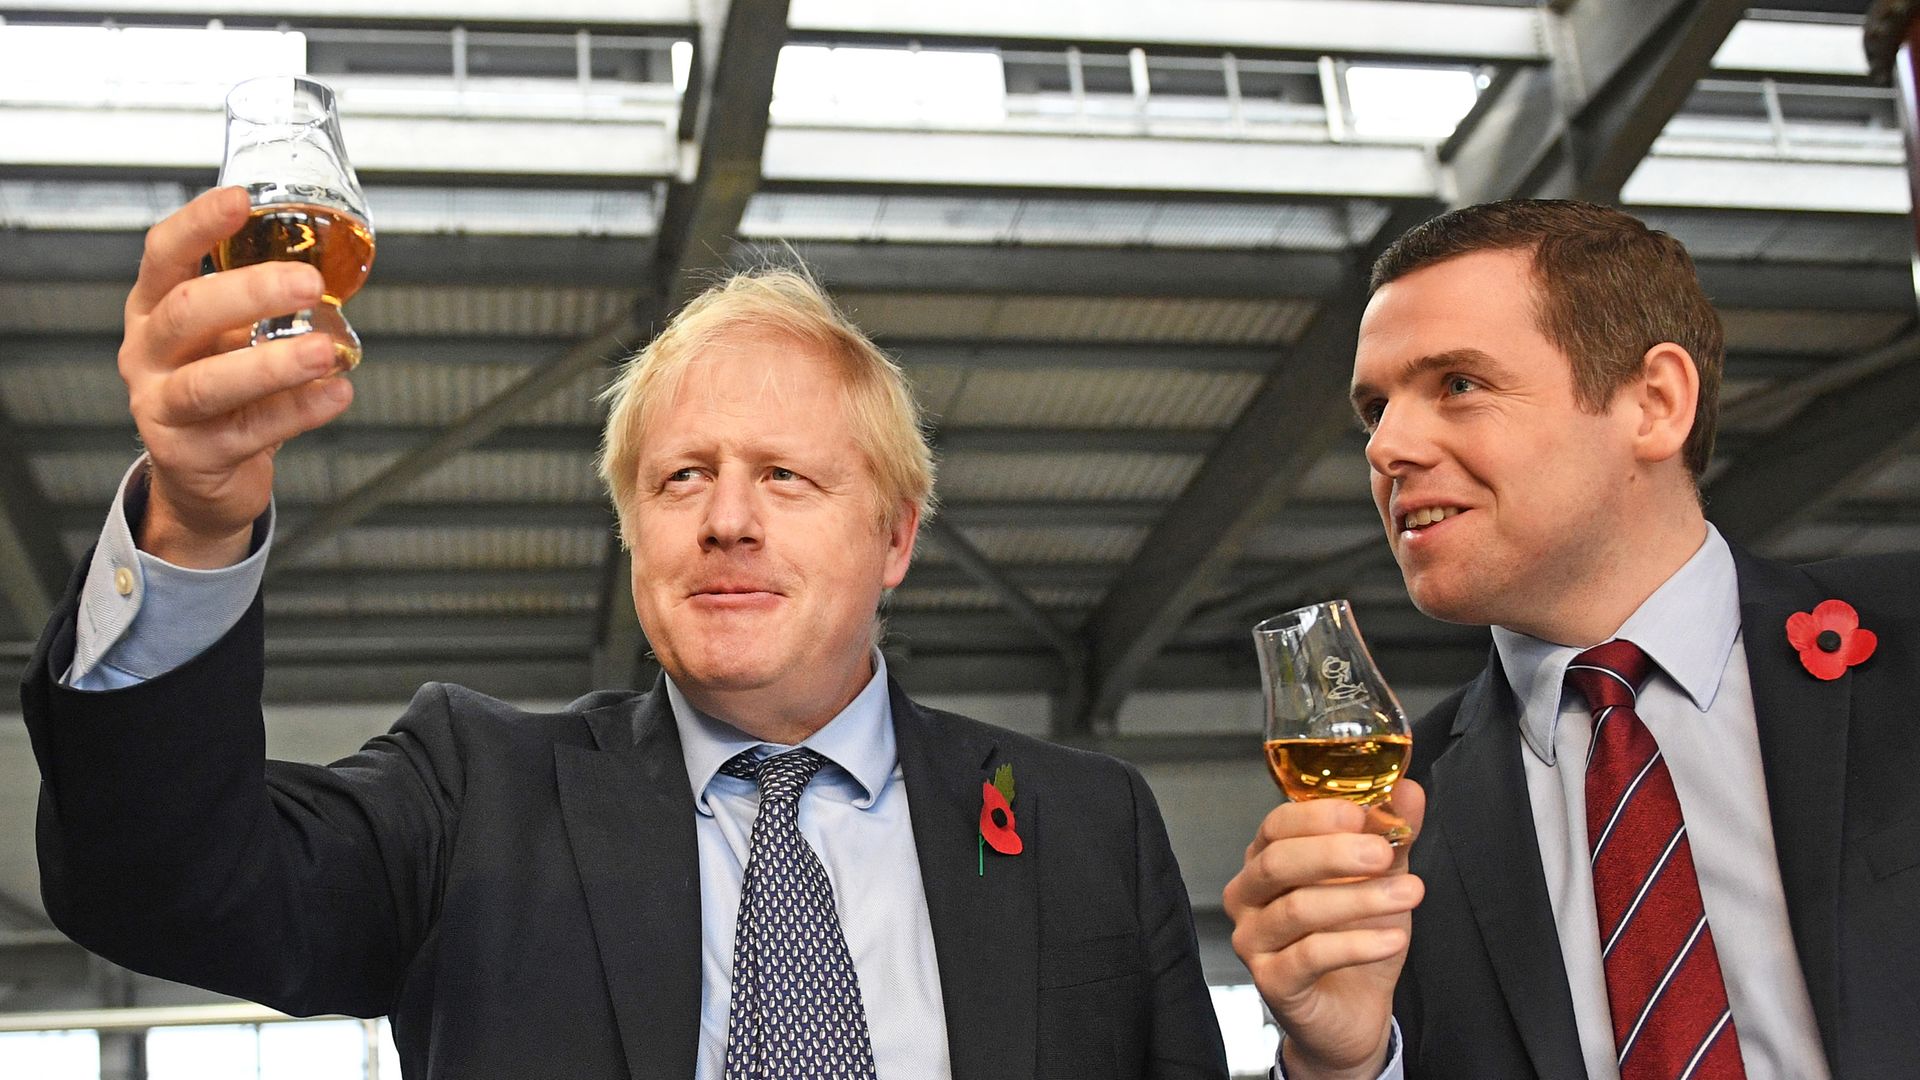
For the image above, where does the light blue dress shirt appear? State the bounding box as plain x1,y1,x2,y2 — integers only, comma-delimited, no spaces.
64,456,956,1079
1491,525,1826,1080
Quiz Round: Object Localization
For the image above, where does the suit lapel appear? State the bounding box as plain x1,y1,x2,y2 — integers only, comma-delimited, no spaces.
891,682,1039,1080
1730,547,1847,1062
1427,660,1585,1076
555,684,703,1080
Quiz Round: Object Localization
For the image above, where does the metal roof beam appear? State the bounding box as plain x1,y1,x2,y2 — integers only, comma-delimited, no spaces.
1622,156,1908,215
786,0,1548,60
762,128,1440,201
755,242,1348,300
8,0,697,30
0,108,679,183
1444,0,1748,206
1075,200,1438,731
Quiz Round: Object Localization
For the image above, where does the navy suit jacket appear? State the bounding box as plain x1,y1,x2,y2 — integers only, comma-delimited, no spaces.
24,571,1228,1080
1394,547,1920,1078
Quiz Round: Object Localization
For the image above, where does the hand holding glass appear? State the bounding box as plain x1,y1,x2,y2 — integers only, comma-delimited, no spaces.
1254,600,1414,845
213,75,374,369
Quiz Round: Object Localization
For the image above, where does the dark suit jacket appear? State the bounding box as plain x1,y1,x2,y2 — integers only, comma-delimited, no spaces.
1394,547,1920,1079
23,579,1227,1080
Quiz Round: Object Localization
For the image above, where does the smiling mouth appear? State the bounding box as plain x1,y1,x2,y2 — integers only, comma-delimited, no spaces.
1398,506,1464,532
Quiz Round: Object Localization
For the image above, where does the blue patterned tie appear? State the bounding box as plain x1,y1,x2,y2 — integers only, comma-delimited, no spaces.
720,747,878,1080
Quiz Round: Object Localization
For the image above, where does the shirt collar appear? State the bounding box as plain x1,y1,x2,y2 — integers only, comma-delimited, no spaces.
666,650,897,815
1492,523,1741,766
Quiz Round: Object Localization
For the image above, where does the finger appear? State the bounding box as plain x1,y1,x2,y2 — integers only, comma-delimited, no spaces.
147,333,339,426
196,372,354,464
1253,927,1409,1001
1227,830,1397,911
140,261,324,370
1244,798,1369,861
127,187,253,316
1233,873,1423,956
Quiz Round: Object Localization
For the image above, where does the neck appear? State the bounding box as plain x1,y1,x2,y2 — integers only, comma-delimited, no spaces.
1511,497,1710,649
676,652,877,745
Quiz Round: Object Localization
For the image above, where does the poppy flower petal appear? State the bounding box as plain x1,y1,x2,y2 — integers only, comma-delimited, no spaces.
1841,627,1878,667
1799,647,1849,681
980,781,1022,855
1785,611,1818,651
1812,598,1860,633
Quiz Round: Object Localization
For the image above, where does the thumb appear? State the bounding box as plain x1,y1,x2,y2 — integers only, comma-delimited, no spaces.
1388,778,1426,872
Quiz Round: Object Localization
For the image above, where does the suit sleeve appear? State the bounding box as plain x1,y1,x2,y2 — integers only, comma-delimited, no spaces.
1125,762,1231,1079
23,577,460,1018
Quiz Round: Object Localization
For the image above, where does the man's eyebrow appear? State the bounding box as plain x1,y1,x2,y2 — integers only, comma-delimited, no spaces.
1349,348,1507,410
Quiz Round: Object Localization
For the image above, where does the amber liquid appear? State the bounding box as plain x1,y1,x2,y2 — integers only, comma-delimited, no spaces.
1265,735,1411,807
214,202,374,306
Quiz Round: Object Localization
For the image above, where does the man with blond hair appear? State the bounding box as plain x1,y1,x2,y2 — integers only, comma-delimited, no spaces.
24,187,1228,1080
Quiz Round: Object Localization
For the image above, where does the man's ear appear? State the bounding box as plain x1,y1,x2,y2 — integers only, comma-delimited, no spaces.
1630,342,1699,468
882,501,921,589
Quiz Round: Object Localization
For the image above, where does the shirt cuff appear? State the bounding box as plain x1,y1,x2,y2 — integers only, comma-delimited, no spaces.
1272,1020,1403,1080
64,455,273,690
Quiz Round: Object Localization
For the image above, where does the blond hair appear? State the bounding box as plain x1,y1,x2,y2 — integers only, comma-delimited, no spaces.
597,268,936,546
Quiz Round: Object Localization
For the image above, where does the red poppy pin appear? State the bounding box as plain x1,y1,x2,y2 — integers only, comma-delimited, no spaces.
1785,599,1877,681
978,763,1021,875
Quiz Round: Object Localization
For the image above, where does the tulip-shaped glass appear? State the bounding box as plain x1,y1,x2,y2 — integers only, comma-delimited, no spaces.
214,75,374,369
1254,600,1414,845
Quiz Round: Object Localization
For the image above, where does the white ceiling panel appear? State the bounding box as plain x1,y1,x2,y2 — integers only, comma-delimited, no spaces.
0,282,123,333
1850,453,1920,500
30,450,144,502
0,363,134,424
1295,448,1372,501
886,584,1105,612
943,368,1260,428
351,285,633,337
264,589,595,617
937,450,1200,500
840,293,1313,345
281,526,608,570
338,362,604,426
1719,308,1909,356
941,524,1147,564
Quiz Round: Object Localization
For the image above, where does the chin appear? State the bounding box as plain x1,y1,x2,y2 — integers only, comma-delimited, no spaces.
1403,574,1501,628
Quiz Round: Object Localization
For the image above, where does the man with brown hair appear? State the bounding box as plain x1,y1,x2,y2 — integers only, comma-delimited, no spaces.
1224,200,1920,1079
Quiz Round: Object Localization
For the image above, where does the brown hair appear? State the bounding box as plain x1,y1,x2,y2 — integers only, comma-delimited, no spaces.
1370,199,1723,479
597,267,936,546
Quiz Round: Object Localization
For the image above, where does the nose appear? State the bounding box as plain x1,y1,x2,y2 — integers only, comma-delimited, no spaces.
1363,400,1438,480
700,466,762,550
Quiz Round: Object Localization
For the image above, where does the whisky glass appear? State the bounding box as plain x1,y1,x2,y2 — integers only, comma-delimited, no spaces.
214,75,374,369
1254,600,1413,845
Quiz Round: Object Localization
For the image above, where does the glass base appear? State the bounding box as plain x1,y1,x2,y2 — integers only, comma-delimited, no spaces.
1364,801,1414,848
255,302,361,370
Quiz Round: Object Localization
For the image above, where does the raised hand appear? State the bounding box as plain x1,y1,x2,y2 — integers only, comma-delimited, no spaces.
120,186,355,567
1222,781,1427,1080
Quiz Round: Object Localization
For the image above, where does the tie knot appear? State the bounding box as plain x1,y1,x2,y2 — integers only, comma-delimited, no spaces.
1565,639,1652,713
720,746,829,804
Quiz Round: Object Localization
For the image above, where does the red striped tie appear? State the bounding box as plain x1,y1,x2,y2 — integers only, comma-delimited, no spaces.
1567,640,1745,1080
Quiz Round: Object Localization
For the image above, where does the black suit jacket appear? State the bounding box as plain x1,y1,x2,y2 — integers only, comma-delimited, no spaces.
1394,547,1920,1079
23,580,1227,1079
